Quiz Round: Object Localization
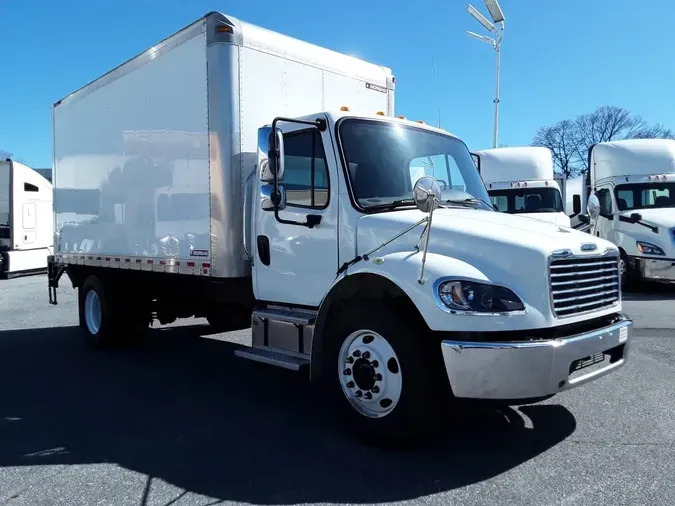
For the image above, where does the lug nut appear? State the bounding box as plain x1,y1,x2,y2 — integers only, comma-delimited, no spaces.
353,350,361,357
355,390,363,398
362,351,371,359
371,385,380,393
364,392,372,400
371,360,379,368
375,373,382,381
346,356,354,364
346,381,355,388
344,368,352,375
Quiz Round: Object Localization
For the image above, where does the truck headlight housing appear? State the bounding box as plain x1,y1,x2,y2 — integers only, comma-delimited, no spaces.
436,280,525,313
636,241,665,256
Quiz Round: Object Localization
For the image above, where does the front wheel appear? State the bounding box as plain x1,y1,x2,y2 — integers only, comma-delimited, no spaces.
321,302,444,445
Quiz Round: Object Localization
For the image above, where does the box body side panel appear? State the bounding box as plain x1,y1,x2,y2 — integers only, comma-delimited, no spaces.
53,31,212,268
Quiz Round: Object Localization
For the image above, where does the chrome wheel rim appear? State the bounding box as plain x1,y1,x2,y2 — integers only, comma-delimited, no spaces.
84,290,102,335
338,329,402,418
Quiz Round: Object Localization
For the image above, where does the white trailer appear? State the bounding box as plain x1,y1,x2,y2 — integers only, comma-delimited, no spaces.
472,146,574,227
47,12,632,444
0,159,54,278
586,138,675,287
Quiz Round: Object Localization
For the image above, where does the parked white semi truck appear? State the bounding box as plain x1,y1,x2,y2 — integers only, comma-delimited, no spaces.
471,147,575,227
586,138,675,287
47,12,632,442
0,159,53,278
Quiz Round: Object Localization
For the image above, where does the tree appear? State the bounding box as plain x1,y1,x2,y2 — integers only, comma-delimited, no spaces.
532,119,577,177
532,105,674,175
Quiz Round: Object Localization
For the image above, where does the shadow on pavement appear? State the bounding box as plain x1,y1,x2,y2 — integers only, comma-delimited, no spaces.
622,280,675,301
0,325,577,504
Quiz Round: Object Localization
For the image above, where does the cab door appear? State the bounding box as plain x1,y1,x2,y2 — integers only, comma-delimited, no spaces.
252,119,339,307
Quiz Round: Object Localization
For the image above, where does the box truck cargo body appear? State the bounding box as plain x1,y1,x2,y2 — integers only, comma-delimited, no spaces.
586,138,675,286
48,12,632,444
0,159,53,278
473,147,574,227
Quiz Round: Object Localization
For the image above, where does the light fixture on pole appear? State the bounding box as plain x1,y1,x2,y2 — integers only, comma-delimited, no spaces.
465,0,505,148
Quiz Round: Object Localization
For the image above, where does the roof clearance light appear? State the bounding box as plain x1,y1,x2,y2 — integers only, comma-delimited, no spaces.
416,120,425,124
340,106,350,111
397,115,406,119
376,111,385,116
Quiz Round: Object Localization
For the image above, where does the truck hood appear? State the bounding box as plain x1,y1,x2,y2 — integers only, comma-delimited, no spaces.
620,208,675,229
355,207,618,323
512,211,571,228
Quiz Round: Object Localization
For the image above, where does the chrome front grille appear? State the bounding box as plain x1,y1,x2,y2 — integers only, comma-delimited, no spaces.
549,252,620,317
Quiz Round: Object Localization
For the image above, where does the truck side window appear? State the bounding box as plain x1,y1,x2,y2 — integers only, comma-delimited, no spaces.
596,188,612,215
24,183,39,192
282,129,329,209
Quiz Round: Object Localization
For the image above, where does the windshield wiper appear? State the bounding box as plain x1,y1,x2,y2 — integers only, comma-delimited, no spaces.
444,197,493,209
364,199,417,211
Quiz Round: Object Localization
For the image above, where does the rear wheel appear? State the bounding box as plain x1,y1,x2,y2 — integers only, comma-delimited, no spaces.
79,274,147,348
321,302,444,445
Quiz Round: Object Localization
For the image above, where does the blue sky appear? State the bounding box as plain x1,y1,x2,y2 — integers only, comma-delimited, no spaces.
1,0,673,168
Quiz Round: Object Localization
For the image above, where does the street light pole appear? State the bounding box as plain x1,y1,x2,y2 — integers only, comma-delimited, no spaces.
466,0,506,148
492,24,502,148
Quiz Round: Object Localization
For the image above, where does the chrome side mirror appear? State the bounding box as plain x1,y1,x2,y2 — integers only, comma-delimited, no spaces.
587,193,601,221
260,183,286,211
257,127,285,183
413,176,442,213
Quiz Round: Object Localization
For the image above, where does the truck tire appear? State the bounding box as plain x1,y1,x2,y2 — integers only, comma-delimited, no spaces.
320,302,442,445
619,250,636,291
79,275,125,348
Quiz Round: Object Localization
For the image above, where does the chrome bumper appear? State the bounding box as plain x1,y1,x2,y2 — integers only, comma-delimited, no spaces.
440,316,632,400
636,257,675,282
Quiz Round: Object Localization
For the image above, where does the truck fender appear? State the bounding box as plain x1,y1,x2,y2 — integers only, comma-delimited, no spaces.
309,250,489,381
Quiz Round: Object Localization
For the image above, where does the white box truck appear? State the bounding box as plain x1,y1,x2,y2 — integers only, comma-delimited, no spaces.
47,12,632,443
586,138,675,287
0,159,54,278
472,146,575,227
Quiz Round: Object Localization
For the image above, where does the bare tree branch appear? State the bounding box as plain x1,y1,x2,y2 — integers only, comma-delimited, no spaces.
532,119,578,177
533,105,674,175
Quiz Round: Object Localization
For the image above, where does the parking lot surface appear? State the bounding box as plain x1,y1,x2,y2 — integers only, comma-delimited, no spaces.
1,275,674,506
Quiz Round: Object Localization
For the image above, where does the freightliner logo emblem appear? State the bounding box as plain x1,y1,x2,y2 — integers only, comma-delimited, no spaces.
580,243,598,252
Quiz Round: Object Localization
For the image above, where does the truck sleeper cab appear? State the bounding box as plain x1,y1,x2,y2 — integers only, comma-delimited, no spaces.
46,11,632,444
586,138,675,287
472,146,576,228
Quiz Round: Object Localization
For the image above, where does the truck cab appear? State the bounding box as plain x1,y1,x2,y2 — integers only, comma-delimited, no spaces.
586,138,675,287
0,159,54,278
472,146,575,227
241,109,632,439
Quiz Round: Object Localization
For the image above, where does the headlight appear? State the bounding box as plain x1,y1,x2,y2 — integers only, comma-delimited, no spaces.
437,280,525,313
636,241,665,256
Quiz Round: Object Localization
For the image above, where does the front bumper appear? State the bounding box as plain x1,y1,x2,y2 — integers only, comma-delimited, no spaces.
440,315,632,400
634,256,675,282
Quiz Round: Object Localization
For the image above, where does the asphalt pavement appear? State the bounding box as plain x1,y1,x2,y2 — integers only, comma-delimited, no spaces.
1,274,674,506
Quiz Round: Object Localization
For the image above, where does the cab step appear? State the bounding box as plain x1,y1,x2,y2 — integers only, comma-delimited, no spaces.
234,346,310,371
254,307,317,325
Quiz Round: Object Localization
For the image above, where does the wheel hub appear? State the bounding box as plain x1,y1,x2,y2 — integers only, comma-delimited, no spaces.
352,358,377,391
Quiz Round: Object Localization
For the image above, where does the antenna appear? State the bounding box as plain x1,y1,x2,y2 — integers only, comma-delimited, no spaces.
432,57,442,128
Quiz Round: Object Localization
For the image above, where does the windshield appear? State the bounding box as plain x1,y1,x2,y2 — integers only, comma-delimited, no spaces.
337,119,492,210
489,187,564,214
614,182,675,211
